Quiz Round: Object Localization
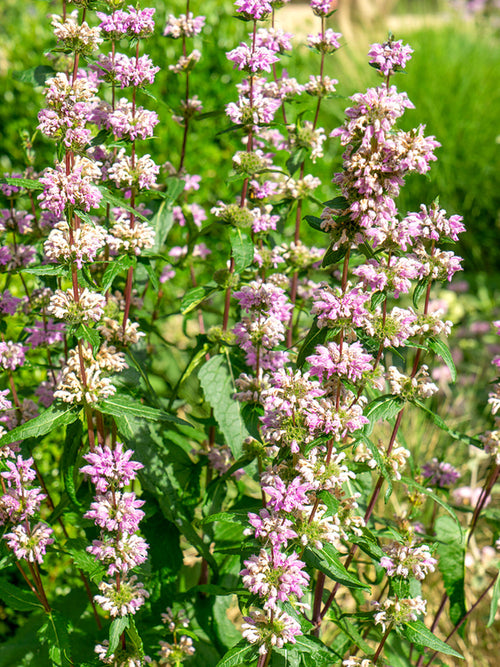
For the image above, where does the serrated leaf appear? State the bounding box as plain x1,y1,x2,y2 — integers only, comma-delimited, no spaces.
38,610,73,667
322,243,347,267
303,545,369,590
0,177,43,191
181,285,217,314
108,617,130,655
229,228,254,273
363,394,405,436
99,395,191,431
0,578,44,612
23,264,66,276
488,571,500,627
215,640,259,666
296,317,328,369
198,354,250,458
403,620,463,659
202,510,250,525
435,516,466,631
0,404,79,447
64,538,106,584
428,337,457,383
102,255,136,292
76,323,100,352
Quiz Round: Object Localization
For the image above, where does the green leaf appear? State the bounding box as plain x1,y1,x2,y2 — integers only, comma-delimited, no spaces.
322,196,349,209
229,227,254,273
435,516,466,631
98,186,149,222
403,620,463,659
215,640,259,666
412,399,483,448
412,278,429,310
292,634,340,665
357,434,393,501
13,65,56,86
125,617,145,657
141,258,160,292
202,510,250,525
322,243,347,268
303,545,369,590
61,420,83,508
286,148,306,176
305,215,327,233
63,538,106,584
23,264,66,276
428,337,457,383
76,323,100,352
102,255,136,291
363,394,404,436
152,199,174,253
38,610,73,667
296,317,329,369
181,285,217,314
124,420,218,576
349,527,385,560
0,404,79,447
108,617,130,655
488,571,500,627
198,354,250,458
99,395,191,435
0,578,44,612
0,177,43,191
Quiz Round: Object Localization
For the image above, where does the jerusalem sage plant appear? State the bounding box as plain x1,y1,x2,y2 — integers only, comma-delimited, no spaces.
0,0,498,666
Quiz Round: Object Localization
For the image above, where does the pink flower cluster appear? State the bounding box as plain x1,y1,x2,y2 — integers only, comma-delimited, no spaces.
1,455,54,564
80,443,149,616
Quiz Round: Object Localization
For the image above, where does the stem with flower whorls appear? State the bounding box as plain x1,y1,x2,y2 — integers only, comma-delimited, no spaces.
286,16,326,349
319,280,435,623
221,19,257,332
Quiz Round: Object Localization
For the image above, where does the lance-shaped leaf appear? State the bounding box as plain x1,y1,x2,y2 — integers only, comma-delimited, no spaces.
0,579,44,612
303,544,370,590
435,515,466,631
403,620,463,659
215,640,259,667
229,227,254,273
198,354,250,458
0,404,80,447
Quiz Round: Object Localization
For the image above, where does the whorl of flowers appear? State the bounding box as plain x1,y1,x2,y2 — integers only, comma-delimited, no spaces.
80,443,149,614
1,455,54,564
